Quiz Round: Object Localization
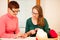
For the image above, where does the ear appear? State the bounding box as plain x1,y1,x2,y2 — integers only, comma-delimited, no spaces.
8,8,11,13
8,8,10,10
8,8,9,12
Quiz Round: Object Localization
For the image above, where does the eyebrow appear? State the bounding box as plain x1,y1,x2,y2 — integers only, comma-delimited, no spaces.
32,12,38,14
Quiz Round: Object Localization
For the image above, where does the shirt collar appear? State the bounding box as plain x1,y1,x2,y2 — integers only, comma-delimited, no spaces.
7,13,17,19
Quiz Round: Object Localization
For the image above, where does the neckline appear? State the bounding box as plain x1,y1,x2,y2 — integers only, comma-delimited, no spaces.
30,17,37,26
7,13,17,19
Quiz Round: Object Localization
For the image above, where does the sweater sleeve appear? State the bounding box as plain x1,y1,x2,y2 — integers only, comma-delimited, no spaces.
15,18,20,34
25,19,30,33
0,18,16,38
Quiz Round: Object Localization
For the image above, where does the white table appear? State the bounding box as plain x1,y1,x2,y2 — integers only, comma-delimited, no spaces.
0,37,59,40
0,37,36,40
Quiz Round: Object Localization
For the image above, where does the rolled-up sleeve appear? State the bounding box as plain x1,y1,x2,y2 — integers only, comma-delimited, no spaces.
15,19,20,34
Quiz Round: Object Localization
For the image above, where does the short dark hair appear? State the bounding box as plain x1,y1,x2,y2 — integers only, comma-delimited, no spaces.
8,1,19,9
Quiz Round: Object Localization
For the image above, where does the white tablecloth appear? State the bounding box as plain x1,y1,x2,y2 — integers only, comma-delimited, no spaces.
0,37,59,40
0,37,36,40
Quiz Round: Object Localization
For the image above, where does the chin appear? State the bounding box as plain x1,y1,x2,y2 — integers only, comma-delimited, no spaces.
13,15,16,17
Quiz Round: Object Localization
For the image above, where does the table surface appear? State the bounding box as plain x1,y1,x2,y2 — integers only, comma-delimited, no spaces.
0,37,60,40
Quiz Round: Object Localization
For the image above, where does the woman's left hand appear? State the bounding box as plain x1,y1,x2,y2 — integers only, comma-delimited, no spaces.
16,33,28,38
20,33,28,38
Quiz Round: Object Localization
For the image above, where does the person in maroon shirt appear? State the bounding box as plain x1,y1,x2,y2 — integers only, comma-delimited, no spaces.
0,1,24,38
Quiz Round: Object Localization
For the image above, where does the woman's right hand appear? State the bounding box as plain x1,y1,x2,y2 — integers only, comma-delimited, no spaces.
25,30,36,37
29,30,36,35
35,28,40,31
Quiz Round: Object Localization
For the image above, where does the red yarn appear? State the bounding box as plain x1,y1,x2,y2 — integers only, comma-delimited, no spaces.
49,29,58,38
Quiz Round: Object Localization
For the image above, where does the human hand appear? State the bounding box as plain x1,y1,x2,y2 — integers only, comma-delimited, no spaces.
20,33,28,38
35,28,40,32
29,30,36,35
16,32,23,38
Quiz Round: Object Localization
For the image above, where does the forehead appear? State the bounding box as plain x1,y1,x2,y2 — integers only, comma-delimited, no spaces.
32,8,38,13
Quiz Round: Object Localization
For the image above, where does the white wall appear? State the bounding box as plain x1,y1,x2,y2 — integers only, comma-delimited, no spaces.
0,0,7,17
41,0,60,33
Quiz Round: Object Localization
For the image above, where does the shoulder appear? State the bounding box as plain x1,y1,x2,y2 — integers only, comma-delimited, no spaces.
43,18,48,25
44,18,48,22
26,17,31,21
0,14,8,24
26,17,32,24
43,18,49,27
0,14,7,21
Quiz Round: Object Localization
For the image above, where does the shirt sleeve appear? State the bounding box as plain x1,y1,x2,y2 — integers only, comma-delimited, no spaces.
25,19,30,33
43,18,50,34
15,18,20,34
0,18,16,38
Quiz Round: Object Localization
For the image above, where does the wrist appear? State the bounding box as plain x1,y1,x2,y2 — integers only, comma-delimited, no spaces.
26,31,31,36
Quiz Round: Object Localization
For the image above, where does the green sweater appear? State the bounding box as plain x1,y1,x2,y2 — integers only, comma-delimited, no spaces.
25,17,50,37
